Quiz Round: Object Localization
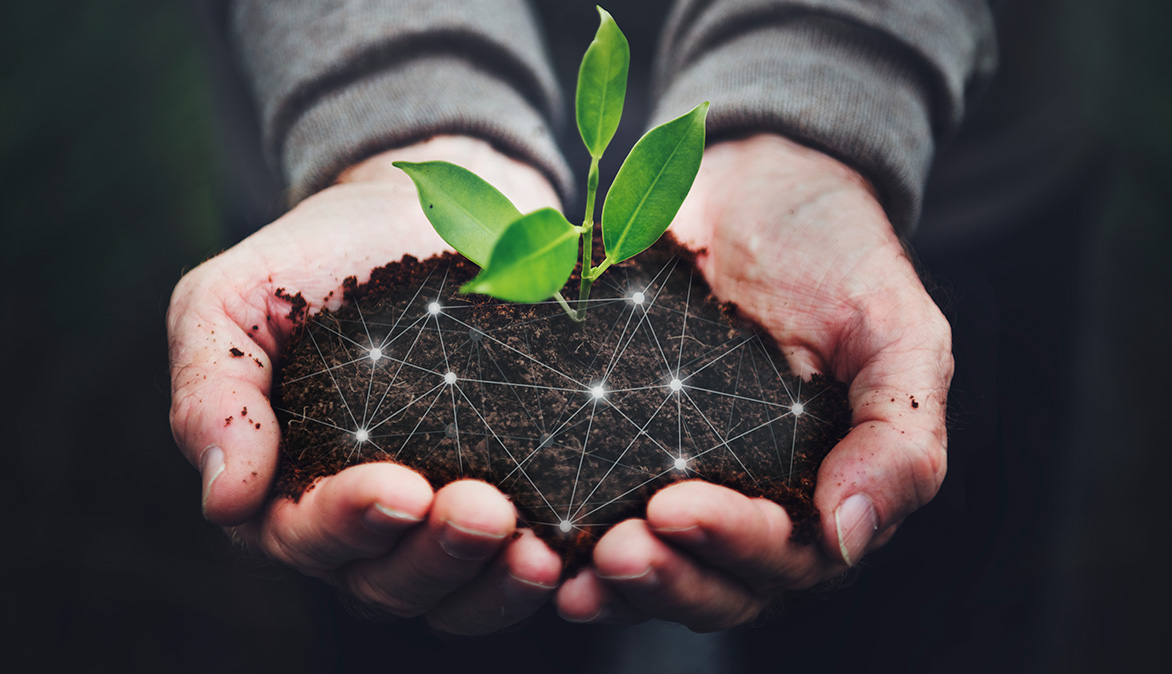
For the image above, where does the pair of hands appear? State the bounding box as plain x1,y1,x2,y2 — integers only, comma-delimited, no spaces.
168,134,951,635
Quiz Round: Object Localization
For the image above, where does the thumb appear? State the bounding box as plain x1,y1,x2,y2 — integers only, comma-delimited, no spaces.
813,301,953,566
167,265,289,525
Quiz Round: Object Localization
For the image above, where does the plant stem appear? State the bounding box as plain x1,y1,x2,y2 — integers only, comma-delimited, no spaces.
589,258,613,279
553,292,583,322
575,157,601,321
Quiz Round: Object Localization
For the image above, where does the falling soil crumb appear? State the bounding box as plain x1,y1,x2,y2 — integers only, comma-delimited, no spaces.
229,347,245,357
254,358,264,368
224,416,232,426
255,422,262,429
252,325,260,331
910,396,919,409
241,407,248,417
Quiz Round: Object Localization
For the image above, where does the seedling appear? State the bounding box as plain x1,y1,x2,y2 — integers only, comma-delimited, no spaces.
395,7,708,321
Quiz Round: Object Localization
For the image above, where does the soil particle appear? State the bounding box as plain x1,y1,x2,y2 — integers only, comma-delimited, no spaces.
275,287,308,322
910,396,919,409
229,347,244,357
224,416,232,426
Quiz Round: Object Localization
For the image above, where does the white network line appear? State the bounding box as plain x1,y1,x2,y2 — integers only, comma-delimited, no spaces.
278,256,831,533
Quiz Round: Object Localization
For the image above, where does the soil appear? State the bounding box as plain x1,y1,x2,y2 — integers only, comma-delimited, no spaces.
272,235,851,571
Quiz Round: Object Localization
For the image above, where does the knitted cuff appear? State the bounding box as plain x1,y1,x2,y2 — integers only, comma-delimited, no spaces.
651,1,996,233
231,0,571,204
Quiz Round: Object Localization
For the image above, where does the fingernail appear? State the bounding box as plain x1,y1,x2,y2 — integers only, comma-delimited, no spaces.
651,524,707,545
363,503,423,532
199,445,224,518
835,494,879,566
559,605,610,624
598,566,659,589
500,572,557,603
439,521,507,561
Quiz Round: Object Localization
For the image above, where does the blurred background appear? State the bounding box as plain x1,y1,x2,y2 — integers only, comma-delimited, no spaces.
3,0,1168,671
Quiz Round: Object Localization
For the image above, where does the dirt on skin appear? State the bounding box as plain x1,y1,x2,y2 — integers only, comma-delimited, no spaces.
271,234,851,571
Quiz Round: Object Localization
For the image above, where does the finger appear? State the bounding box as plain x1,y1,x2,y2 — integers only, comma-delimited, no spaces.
167,263,290,525
646,481,837,592
816,301,953,566
424,529,562,635
591,519,766,632
237,462,432,576
556,567,647,626
343,480,515,618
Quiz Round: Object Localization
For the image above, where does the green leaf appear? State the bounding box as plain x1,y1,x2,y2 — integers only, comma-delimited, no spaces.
576,6,629,158
461,208,580,303
602,102,709,263
393,160,521,267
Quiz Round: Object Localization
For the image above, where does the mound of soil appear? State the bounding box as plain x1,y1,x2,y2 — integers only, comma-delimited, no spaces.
272,236,850,570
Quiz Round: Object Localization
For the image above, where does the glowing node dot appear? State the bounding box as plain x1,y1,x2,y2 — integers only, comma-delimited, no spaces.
444,371,457,385
669,378,682,392
558,520,572,533
355,429,369,443
631,291,645,305
590,385,606,400
674,457,687,471
791,402,805,416
369,347,382,362
427,301,441,315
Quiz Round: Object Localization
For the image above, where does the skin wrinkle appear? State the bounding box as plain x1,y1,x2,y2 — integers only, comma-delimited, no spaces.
173,113,954,628
658,136,951,603
260,514,324,576
348,572,417,618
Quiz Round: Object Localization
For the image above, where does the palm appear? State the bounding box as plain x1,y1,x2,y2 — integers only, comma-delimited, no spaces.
167,138,565,635
556,135,953,629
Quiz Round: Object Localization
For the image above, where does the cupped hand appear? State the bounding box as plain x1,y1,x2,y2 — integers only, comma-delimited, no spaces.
556,134,953,631
167,136,564,635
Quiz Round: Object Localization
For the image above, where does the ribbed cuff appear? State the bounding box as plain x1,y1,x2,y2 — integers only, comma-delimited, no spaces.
231,0,570,205
652,16,935,233
282,55,573,204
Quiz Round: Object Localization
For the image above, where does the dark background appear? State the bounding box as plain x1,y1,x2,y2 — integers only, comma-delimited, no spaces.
3,1,1168,671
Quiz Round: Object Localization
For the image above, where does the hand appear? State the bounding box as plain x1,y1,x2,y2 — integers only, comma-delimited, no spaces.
167,136,565,635
556,134,953,631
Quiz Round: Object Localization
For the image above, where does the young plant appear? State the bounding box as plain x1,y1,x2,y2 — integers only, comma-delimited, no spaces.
395,7,707,321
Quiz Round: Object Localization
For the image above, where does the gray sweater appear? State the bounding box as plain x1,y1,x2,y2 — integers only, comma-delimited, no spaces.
230,0,996,234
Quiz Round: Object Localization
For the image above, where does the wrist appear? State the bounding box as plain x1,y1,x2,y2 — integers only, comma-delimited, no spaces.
670,133,882,255
706,134,878,203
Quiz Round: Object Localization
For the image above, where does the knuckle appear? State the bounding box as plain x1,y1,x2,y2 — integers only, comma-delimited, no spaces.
258,526,300,569
168,386,205,457
905,435,947,510
346,573,420,618
259,525,326,578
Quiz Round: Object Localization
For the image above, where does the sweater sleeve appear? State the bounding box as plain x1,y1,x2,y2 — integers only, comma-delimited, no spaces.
229,0,573,204
651,0,998,233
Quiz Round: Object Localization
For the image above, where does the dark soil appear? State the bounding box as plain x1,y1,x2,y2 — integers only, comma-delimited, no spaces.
272,235,850,571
